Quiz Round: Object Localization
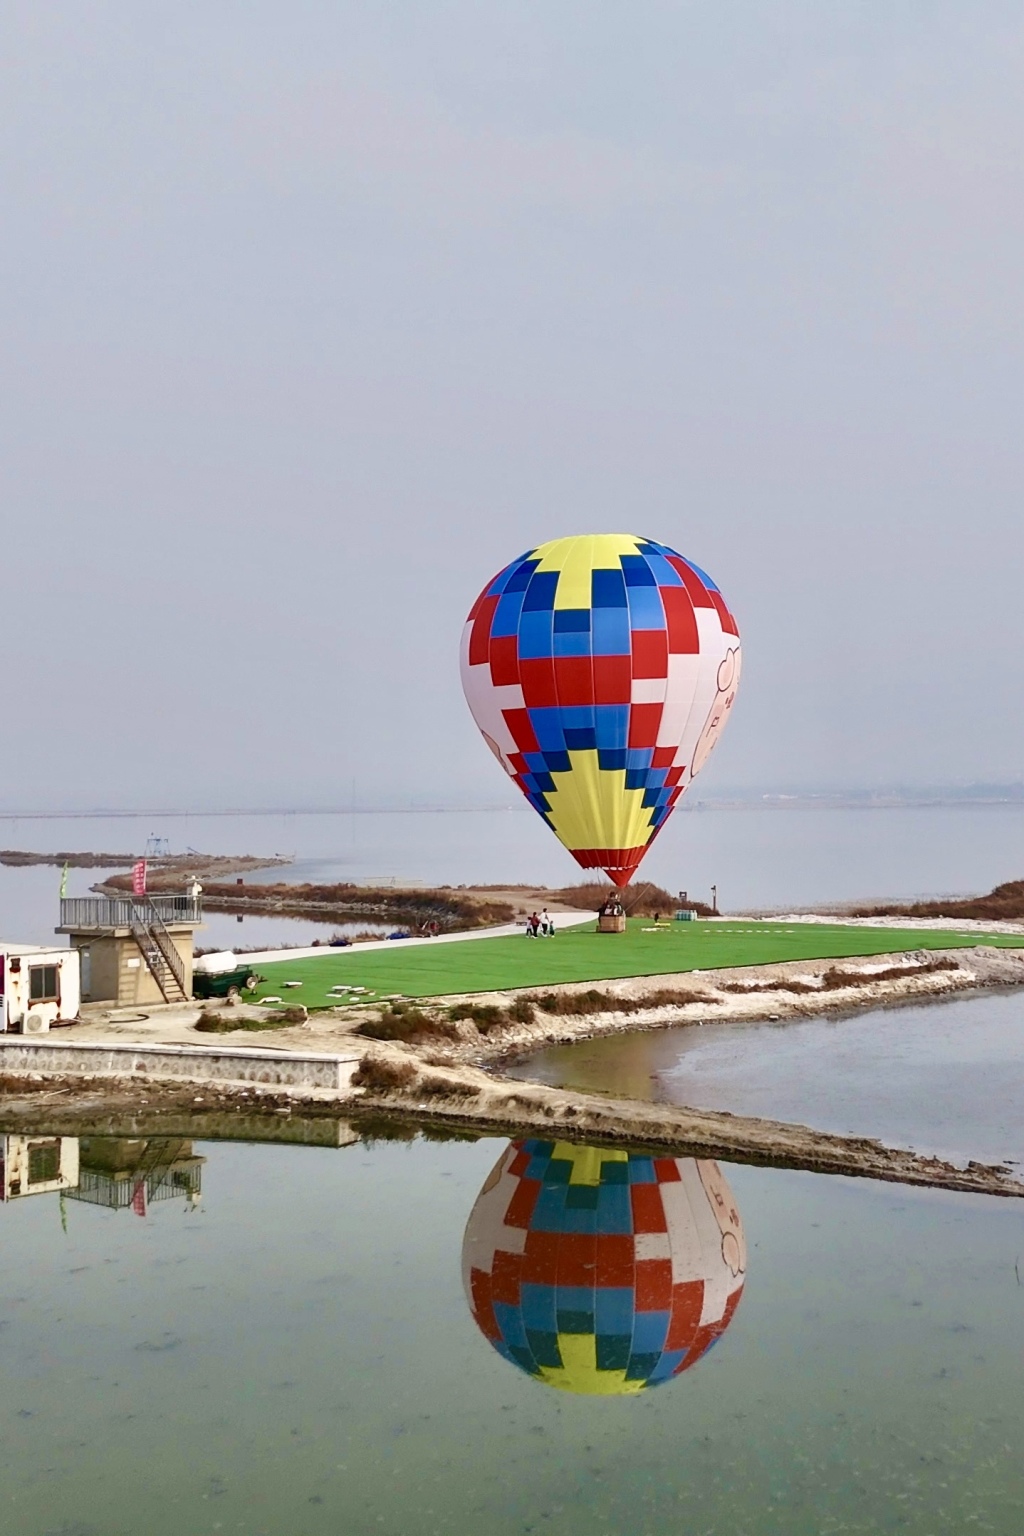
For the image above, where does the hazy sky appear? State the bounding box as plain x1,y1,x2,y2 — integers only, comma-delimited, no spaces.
3,3,1023,810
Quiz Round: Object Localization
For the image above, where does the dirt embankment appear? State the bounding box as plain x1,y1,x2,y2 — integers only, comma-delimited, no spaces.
93,875,705,929
1,1062,1019,1199
0,1073,1018,1200
3,850,291,875
96,879,520,932
344,1053,1024,1197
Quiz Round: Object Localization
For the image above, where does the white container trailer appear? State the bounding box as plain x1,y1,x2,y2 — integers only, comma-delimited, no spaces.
0,942,81,1033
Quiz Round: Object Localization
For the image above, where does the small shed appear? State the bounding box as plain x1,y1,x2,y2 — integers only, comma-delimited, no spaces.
0,942,81,1033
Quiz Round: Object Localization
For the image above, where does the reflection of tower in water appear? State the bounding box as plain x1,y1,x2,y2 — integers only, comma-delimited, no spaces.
69,1139,204,1213
462,1140,745,1395
0,1136,203,1212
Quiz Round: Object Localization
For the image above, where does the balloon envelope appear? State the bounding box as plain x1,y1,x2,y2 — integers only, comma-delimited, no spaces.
460,534,740,885
462,1139,746,1395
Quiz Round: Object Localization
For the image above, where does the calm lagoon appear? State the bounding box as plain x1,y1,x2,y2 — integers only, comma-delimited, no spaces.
1,1130,1022,1535
510,991,1024,1169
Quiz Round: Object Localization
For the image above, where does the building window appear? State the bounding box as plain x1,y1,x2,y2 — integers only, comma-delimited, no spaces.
28,1142,61,1184
29,965,59,1003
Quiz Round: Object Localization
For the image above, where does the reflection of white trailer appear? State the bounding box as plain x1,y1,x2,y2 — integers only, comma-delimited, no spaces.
0,942,81,1033
0,1135,80,1200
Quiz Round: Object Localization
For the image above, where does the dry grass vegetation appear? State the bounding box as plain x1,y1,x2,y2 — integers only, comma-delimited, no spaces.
356,1002,461,1042
361,995,543,1041
449,996,537,1032
853,880,1024,923
415,1075,481,1099
351,1055,418,1091
108,877,517,931
523,986,711,1015
350,1053,480,1099
194,1011,293,1032
720,958,961,995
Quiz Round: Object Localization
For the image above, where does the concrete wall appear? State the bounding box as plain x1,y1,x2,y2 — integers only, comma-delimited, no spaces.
0,1038,359,1090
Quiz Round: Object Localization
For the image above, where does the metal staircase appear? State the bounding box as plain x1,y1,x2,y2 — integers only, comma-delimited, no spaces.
129,900,188,1002
131,1136,190,1198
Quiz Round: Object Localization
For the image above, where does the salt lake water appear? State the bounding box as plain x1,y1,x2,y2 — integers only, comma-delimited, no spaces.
3,807,1023,1528
510,991,1024,1171
1,802,1023,948
1,1130,1022,1535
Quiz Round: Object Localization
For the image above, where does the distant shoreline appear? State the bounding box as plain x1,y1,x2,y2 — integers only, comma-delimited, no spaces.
1,795,1024,819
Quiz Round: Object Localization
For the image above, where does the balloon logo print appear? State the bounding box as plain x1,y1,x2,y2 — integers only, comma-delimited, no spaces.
462,1140,746,1395
460,534,740,885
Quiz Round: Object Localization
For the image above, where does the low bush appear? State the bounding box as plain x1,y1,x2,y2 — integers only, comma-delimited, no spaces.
357,1007,460,1042
448,996,537,1033
524,989,616,1016
194,1012,291,1032
449,1001,504,1027
819,958,959,990
720,978,820,995
351,1055,418,1092
415,1075,481,1099
523,987,707,1016
640,987,713,1009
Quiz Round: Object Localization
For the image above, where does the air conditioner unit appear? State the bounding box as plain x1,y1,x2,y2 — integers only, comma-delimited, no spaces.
22,1014,49,1036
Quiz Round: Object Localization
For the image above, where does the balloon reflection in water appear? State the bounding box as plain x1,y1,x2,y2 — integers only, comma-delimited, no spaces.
462,1139,745,1395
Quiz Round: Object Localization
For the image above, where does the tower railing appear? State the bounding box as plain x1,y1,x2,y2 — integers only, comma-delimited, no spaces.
58,897,202,929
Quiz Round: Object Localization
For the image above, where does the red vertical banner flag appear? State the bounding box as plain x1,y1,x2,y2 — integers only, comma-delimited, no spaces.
132,859,147,896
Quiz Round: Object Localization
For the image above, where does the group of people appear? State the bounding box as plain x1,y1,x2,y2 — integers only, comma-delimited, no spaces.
525,910,555,937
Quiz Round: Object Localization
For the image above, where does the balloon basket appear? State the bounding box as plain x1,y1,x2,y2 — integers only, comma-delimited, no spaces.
597,913,627,934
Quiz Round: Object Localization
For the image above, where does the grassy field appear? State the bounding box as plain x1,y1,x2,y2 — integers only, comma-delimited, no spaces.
248,919,1024,1009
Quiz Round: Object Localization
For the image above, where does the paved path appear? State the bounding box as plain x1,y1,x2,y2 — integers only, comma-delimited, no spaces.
216,909,595,967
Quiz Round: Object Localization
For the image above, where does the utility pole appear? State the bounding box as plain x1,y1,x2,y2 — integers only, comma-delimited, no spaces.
711,884,718,914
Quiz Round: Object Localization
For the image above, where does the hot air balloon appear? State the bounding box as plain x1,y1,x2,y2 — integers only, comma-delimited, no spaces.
460,534,740,886
462,1139,746,1395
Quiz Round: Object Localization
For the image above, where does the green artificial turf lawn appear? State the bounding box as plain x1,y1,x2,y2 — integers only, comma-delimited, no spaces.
247,919,1024,1009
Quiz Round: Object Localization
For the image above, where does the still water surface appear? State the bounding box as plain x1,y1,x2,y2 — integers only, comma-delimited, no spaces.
511,992,1024,1169
1,1130,1022,1534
